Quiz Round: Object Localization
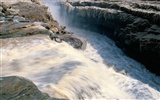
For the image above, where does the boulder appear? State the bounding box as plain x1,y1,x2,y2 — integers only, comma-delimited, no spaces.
0,76,62,100
63,34,87,50
50,33,87,50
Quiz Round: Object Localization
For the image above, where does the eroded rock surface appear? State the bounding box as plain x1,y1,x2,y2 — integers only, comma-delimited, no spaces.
60,0,160,75
0,0,87,99
0,76,63,100
0,22,52,38
0,0,75,37
0,0,86,50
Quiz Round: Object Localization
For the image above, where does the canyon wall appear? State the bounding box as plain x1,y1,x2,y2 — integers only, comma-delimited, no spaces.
60,0,160,75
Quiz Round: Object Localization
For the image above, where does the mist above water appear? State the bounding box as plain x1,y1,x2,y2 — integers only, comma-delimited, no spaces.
44,0,160,99
1,0,160,99
1,35,133,99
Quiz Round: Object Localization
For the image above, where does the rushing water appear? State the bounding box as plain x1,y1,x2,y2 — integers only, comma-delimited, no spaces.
1,1,160,100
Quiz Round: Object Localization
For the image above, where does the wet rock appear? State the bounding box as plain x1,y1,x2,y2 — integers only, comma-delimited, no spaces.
146,25,160,35
50,33,87,50
63,34,87,50
0,76,62,100
60,0,160,75
132,18,151,31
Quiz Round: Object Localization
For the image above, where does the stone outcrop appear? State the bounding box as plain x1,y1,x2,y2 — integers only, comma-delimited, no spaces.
62,34,87,50
0,1,63,35
0,22,52,38
0,76,63,100
0,0,86,50
11,2,53,22
0,0,88,99
60,0,160,75
50,33,87,50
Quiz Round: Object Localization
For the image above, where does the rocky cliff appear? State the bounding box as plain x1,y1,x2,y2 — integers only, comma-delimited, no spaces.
60,0,160,75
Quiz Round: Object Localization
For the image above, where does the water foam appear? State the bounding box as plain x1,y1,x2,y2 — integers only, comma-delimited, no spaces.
1,1,160,99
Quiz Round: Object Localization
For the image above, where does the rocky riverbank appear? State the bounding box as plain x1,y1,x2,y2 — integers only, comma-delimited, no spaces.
0,0,86,49
1,0,160,99
60,0,160,75
0,0,86,99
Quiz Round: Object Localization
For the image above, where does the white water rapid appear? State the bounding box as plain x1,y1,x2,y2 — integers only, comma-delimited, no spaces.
1,1,160,100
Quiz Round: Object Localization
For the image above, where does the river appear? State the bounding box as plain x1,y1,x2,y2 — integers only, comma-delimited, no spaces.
1,0,160,99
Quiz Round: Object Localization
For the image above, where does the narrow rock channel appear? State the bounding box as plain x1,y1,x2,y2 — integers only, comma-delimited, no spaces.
58,0,160,76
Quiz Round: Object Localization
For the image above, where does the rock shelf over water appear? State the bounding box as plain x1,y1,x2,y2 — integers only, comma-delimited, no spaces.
0,76,63,100
0,0,85,99
0,0,86,49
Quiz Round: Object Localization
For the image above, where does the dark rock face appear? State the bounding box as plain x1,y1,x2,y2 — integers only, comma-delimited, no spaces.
0,76,61,100
60,0,160,75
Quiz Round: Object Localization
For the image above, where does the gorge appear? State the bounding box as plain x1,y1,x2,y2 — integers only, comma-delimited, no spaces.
58,0,160,76
1,0,160,100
